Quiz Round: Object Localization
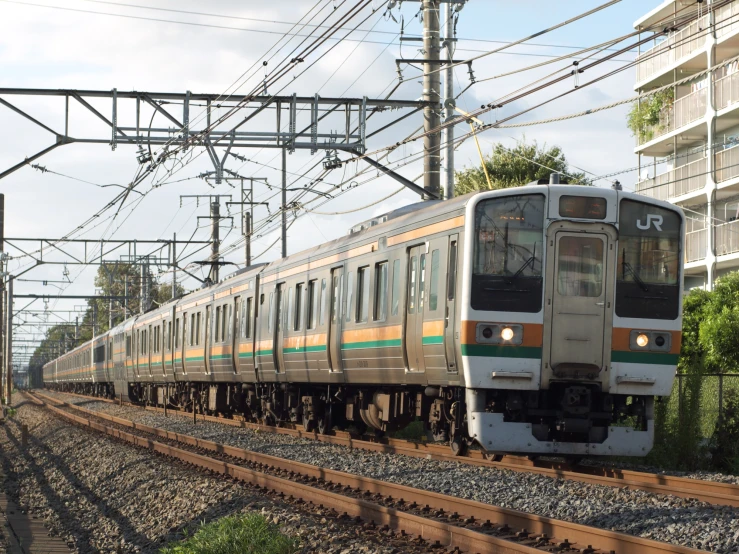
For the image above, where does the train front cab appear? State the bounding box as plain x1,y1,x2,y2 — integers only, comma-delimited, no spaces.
462,185,683,457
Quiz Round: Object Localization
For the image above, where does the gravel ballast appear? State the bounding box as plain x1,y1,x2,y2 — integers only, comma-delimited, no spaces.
0,395,434,554
41,389,739,553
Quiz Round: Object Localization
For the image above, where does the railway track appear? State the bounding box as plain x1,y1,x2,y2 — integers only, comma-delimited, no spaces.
27,390,707,554
47,388,739,509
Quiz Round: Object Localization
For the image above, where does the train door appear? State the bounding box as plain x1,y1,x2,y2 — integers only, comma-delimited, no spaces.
404,245,426,373
135,329,140,377
181,312,188,375
204,305,212,375
549,231,610,374
327,267,343,372
274,284,284,373
444,235,459,373
232,296,240,374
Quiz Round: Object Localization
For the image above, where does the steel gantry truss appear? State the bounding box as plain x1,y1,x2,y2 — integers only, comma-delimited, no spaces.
0,88,427,181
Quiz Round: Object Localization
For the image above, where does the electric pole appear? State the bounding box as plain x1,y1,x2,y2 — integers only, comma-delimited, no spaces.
225,178,269,268
0,193,5,405
282,147,287,258
210,201,220,283
172,233,177,299
182,194,233,286
5,276,12,406
423,0,442,200
443,1,456,200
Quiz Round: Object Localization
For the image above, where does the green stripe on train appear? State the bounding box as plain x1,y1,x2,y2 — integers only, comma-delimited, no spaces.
461,344,542,359
238,352,254,359
341,338,402,350
209,354,232,360
255,350,274,357
611,351,679,365
283,345,328,354
422,335,443,345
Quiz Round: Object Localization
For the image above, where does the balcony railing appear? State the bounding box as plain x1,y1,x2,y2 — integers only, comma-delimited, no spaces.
636,14,709,84
638,87,707,145
714,70,739,111
716,220,739,256
714,143,739,183
635,157,706,200
686,228,708,263
716,1,739,40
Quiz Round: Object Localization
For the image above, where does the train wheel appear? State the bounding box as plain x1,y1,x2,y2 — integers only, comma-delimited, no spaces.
484,453,504,462
302,413,315,433
317,410,332,435
450,434,467,456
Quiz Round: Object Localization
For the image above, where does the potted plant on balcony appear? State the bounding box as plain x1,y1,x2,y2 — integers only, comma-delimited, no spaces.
627,88,675,144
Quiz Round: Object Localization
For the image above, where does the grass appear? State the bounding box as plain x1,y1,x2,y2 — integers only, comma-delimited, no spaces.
389,419,425,441
159,513,299,554
5,407,16,418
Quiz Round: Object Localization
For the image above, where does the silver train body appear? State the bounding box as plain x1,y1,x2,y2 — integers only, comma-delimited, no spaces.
43,184,684,457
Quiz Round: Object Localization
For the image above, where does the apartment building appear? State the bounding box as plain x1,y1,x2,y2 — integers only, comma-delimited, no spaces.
634,0,739,290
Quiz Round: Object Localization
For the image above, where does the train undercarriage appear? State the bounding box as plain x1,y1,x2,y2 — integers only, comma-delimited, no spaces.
44,381,651,457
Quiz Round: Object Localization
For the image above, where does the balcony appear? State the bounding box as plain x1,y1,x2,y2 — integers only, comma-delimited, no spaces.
716,220,739,256
714,70,739,111
686,228,707,263
716,1,739,41
715,143,739,183
637,87,707,147
636,14,709,85
635,157,706,200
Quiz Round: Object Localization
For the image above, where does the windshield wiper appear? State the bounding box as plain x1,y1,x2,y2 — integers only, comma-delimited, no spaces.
506,255,539,284
506,243,538,285
621,250,649,292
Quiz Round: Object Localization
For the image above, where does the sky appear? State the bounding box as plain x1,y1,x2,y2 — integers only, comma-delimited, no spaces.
0,0,656,364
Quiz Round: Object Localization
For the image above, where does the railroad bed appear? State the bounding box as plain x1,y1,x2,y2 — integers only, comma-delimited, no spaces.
39,389,739,553
3,394,435,554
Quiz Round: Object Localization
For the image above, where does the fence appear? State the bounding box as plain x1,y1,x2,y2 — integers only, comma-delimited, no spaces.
672,373,739,438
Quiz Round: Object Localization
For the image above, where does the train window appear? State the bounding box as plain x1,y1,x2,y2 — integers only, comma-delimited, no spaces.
190,314,195,345
307,281,318,330
374,262,388,322
215,306,221,342
295,283,304,331
332,274,342,324
391,260,401,316
245,298,253,338
408,256,417,314
345,272,354,323
472,194,545,312
240,299,246,338
448,241,457,301
126,335,132,357
175,318,180,349
419,254,426,310
287,287,294,331
168,321,172,351
616,199,681,320
268,293,274,332
226,304,232,341
429,250,440,311
196,312,202,346
556,236,604,297
320,278,327,326
357,267,370,323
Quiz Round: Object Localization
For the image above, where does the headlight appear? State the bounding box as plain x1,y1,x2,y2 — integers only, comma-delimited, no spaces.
629,330,671,352
476,323,523,345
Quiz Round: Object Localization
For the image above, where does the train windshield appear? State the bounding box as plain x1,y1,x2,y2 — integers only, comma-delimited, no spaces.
616,199,681,320
472,194,545,312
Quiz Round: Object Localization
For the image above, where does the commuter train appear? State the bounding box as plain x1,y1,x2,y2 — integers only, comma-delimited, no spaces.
43,180,684,457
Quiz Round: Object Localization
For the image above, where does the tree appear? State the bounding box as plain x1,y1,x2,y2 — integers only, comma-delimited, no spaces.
454,139,589,196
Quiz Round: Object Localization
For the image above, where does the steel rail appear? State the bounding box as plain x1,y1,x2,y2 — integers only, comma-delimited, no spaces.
44,389,739,508
29,392,707,554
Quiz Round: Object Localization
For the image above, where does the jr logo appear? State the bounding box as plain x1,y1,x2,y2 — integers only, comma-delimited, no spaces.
636,214,663,231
